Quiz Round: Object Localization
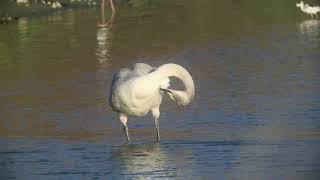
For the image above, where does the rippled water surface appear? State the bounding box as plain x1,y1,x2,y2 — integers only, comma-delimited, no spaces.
1,0,320,179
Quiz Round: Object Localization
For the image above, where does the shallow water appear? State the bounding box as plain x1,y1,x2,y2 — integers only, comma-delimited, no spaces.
0,0,320,179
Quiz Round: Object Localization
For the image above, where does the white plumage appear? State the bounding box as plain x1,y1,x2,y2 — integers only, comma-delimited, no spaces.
296,1,320,19
110,63,195,142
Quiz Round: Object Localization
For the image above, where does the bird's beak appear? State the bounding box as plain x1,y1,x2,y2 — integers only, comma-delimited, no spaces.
160,88,178,102
160,88,173,94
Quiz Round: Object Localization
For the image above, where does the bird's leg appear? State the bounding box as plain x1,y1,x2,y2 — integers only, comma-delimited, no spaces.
109,0,115,15
155,118,160,141
119,113,130,142
123,125,130,143
311,14,313,19
316,13,319,19
152,108,160,142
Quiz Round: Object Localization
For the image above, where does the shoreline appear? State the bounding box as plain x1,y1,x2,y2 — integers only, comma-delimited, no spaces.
0,0,99,24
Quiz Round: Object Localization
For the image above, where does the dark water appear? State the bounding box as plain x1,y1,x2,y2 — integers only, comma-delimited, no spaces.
1,0,320,179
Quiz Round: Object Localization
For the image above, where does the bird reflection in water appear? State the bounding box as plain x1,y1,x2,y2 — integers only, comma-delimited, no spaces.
298,19,320,48
299,19,320,37
96,0,115,65
111,143,177,178
17,18,28,36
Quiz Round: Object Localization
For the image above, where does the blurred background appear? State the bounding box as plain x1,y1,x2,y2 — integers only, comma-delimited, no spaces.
0,0,320,179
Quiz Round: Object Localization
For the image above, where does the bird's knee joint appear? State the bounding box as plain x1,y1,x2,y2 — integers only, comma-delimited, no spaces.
119,113,128,125
152,109,160,119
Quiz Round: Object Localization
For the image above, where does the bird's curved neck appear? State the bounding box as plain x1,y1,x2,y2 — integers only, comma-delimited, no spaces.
144,64,195,100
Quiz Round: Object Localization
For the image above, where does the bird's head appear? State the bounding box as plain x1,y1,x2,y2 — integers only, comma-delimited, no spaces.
296,1,304,7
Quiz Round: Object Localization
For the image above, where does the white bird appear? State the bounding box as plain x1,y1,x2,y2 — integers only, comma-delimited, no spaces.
296,1,320,19
109,63,195,142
